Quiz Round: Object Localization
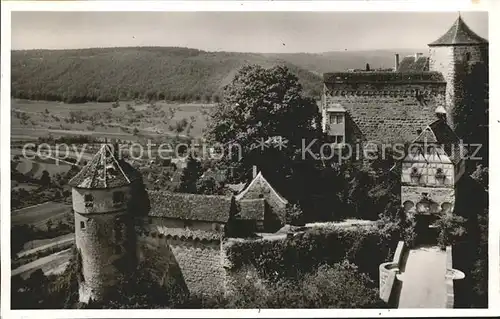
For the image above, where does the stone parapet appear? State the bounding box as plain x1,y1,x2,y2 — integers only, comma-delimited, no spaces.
379,241,406,304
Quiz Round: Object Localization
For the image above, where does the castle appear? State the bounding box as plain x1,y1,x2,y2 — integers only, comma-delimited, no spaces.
321,14,487,219
68,15,487,304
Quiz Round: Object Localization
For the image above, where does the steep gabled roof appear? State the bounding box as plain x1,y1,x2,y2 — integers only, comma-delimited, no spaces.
411,120,467,165
235,172,288,206
429,15,488,47
68,144,141,189
397,56,430,72
148,190,233,223
413,125,438,144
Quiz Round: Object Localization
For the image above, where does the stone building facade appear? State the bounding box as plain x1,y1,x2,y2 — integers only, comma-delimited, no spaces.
321,15,486,219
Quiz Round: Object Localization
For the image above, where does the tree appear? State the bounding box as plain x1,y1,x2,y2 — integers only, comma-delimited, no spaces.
285,204,305,226
178,155,203,194
435,213,467,249
196,176,221,195
365,63,371,71
204,65,322,198
40,170,51,187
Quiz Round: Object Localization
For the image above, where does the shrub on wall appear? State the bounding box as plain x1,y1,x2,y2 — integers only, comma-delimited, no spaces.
226,225,397,283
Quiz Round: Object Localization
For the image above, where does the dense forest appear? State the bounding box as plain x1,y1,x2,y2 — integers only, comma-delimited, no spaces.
11,47,418,103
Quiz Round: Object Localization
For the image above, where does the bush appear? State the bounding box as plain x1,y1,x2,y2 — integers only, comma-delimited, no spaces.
225,260,383,308
285,204,305,226
435,214,467,250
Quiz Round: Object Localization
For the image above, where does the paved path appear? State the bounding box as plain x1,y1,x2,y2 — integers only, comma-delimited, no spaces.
397,246,447,308
12,248,72,279
18,234,75,259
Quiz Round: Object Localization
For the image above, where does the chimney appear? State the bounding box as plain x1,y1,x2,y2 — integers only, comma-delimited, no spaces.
394,53,400,71
435,105,447,122
252,165,258,178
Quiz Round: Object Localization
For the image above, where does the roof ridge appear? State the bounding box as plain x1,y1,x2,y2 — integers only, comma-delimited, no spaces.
106,144,131,184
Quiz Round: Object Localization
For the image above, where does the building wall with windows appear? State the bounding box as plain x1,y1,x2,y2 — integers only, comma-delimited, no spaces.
400,147,456,216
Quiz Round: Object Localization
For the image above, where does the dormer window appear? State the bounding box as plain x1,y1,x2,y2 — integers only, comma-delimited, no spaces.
84,194,94,208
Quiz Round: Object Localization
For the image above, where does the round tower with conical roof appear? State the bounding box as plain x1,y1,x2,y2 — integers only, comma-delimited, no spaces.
428,14,488,130
68,144,144,303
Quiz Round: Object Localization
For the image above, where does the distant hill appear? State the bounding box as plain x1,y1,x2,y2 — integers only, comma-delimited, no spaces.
11,47,422,103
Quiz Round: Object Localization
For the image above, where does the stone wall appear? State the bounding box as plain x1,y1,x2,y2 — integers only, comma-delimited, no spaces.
73,184,136,303
428,45,487,129
379,241,405,304
75,211,130,303
136,219,226,297
401,185,455,215
322,89,445,144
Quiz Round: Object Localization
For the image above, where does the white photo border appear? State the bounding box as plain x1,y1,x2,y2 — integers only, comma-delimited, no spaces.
1,0,499,318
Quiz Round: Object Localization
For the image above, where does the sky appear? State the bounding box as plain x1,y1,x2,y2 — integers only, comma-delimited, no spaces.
11,11,488,53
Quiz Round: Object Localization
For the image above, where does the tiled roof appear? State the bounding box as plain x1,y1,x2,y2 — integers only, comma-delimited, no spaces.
413,126,438,143
410,120,466,165
428,120,467,164
235,172,288,206
323,71,445,84
397,56,430,72
227,182,246,194
344,101,438,143
68,144,141,189
237,198,266,221
147,190,233,223
429,16,488,46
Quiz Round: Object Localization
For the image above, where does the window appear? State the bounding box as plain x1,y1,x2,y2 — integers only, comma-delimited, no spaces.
336,115,344,124
84,194,94,208
113,191,125,206
465,52,471,61
337,136,344,144
329,113,337,124
148,217,153,225
80,221,85,230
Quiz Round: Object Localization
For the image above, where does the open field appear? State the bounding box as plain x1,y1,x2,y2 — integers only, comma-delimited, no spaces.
11,99,213,141
22,233,75,252
12,201,72,230
12,157,73,180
